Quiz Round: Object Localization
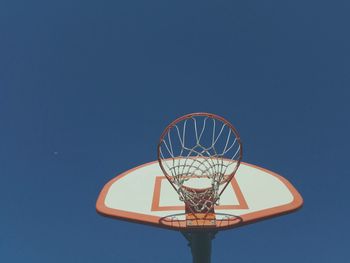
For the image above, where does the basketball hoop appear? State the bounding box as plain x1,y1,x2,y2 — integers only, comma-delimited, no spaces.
157,113,243,224
97,112,303,263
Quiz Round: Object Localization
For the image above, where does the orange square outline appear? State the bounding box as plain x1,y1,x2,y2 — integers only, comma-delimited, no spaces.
151,176,249,211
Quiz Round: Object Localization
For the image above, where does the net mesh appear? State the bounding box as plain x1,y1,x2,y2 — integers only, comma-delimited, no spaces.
158,114,242,214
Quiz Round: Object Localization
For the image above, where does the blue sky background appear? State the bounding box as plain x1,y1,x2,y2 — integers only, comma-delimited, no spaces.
1,0,349,262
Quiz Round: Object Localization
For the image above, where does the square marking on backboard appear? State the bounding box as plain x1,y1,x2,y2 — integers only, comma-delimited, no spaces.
151,176,248,211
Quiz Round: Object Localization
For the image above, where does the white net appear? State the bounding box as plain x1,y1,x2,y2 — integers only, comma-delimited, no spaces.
158,113,242,214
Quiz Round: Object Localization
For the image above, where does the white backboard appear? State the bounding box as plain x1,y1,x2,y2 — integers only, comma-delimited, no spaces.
96,160,303,230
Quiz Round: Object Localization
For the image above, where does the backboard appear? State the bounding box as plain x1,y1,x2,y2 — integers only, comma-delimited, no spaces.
96,160,303,231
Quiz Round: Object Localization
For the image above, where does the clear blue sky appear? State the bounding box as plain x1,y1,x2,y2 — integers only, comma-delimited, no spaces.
1,0,349,262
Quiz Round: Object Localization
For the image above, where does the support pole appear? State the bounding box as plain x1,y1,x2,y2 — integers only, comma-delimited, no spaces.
182,231,216,263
